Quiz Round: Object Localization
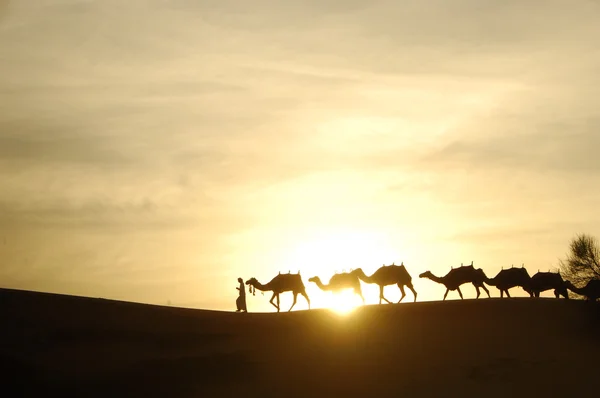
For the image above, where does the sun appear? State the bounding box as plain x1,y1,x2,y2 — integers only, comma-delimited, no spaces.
326,289,362,315
277,227,403,312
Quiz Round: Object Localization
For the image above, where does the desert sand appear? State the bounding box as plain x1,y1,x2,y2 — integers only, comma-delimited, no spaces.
1,287,599,397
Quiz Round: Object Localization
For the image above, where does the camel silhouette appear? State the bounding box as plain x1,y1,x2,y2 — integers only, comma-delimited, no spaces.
351,262,417,304
245,272,310,312
528,271,570,299
564,279,600,301
308,271,365,304
485,265,532,298
419,262,490,300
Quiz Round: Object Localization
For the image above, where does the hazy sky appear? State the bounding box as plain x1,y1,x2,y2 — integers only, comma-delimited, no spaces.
1,0,599,311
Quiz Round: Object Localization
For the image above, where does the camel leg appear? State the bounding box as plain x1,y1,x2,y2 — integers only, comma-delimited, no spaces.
397,284,406,303
355,287,365,304
482,284,490,298
302,290,310,309
555,289,569,299
474,285,481,299
289,292,298,311
269,292,279,311
443,289,450,301
276,294,281,312
457,287,464,299
500,289,504,298
505,289,511,298
379,285,392,304
407,283,417,302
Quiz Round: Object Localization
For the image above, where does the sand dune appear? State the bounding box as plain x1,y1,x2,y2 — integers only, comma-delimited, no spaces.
1,288,599,397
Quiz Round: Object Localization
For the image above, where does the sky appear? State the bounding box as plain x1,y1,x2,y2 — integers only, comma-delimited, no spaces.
1,0,600,312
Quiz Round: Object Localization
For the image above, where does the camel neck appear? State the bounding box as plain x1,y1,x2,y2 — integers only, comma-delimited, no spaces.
253,280,271,291
427,273,444,284
313,278,329,291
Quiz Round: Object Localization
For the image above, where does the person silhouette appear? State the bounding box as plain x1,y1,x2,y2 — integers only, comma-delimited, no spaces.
235,277,247,312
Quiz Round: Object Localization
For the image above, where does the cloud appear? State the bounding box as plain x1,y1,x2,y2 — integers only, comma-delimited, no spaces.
1,0,600,305
0,124,131,167
422,127,600,174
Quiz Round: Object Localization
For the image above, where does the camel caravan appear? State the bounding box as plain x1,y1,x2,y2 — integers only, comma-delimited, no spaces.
240,261,600,312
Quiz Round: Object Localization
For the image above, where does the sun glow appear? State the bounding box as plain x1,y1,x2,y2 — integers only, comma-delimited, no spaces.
326,289,362,315
239,226,443,312
279,228,403,312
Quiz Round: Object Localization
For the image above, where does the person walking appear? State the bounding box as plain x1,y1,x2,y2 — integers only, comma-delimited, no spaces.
235,277,247,312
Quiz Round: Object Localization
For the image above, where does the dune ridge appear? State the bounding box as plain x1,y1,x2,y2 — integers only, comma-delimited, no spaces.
1,287,599,397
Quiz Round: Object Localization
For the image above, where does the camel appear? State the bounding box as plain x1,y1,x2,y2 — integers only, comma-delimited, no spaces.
308,271,365,304
245,272,310,312
419,261,490,300
565,279,600,301
485,265,532,298
351,262,417,304
528,271,570,299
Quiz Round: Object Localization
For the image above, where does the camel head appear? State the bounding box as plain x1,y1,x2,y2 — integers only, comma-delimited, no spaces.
350,268,366,277
474,268,491,282
563,280,577,291
308,276,320,284
245,277,258,295
419,271,433,279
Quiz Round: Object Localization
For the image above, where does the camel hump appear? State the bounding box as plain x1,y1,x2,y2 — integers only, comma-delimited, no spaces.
449,264,469,273
530,270,565,290
446,264,478,279
273,272,302,281
330,272,357,285
531,270,561,281
496,267,530,282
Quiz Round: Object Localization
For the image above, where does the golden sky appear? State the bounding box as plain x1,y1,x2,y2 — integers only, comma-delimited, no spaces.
1,0,600,312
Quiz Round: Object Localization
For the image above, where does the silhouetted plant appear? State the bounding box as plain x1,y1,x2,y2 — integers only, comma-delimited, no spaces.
559,234,600,298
